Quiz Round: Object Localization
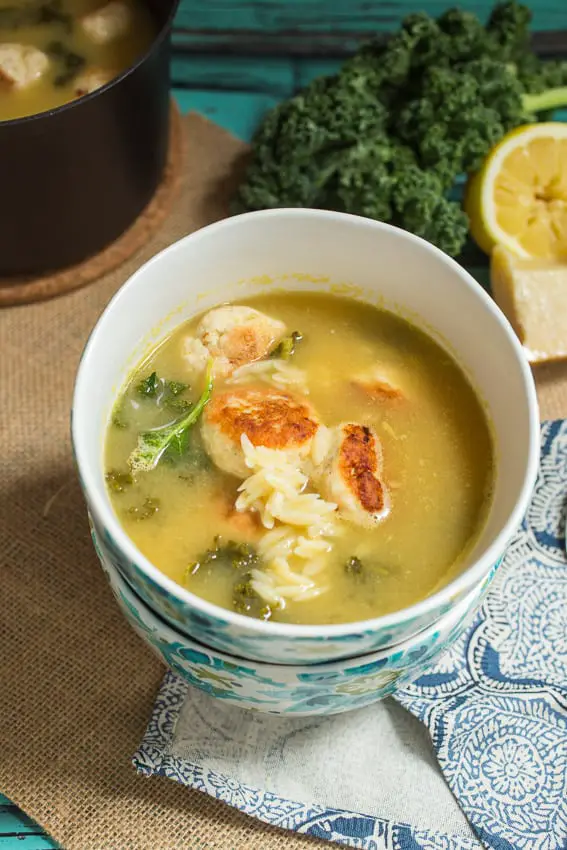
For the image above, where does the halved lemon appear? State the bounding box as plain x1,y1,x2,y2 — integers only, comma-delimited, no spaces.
464,122,567,259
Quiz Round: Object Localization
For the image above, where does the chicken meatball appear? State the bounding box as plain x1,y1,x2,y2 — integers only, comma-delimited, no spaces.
352,364,407,401
0,44,48,89
74,68,113,97
81,2,131,45
183,305,287,380
315,423,390,527
202,387,320,478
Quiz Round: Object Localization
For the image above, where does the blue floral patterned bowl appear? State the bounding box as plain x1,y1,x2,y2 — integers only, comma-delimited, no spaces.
72,209,539,664
96,522,496,715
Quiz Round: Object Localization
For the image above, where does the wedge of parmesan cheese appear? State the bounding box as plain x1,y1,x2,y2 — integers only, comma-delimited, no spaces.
491,245,567,364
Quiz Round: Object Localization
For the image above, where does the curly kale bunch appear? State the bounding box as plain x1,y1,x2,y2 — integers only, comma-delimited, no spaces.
234,69,469,256
393,57,530,182
234,1,567,257
235,75,389,210
390,2,567,181
333,146,469,255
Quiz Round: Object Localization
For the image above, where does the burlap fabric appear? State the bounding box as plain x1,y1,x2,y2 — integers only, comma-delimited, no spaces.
0,113,565,850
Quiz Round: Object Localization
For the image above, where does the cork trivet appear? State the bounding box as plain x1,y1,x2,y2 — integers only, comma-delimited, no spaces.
0,101,184,308
0,112,566,850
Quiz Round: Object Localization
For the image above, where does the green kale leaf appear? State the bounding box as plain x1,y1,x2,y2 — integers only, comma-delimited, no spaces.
128,361,213,473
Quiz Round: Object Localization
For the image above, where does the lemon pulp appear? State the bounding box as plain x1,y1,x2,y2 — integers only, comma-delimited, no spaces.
465,123,567,259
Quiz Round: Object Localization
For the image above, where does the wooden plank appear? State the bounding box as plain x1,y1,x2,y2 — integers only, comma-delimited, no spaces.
1,796,56,847
172,1,567,55
295,58,340,88
172,27,567,57
173,30,366,56
469,267,490,291
0,803,56,846
0,809,47,836
0,837,58,849
173,88,279,139
174,1,567,34
171,55,295,97
170,58,567,107
0,804,57,850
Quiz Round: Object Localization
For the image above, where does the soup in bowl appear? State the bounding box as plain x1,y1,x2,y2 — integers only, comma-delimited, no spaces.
97,525,498,715
72,209,539,664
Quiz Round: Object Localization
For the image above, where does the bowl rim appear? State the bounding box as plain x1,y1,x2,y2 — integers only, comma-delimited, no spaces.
105,529,488,674
72,208,540,642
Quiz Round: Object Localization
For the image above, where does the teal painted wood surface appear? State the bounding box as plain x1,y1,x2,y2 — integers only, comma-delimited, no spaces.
174,0,566,32
172,0,567,54
172,54,295,95
175,89,281,139
0,838,58,849
171,54,344,97
0,795,57,849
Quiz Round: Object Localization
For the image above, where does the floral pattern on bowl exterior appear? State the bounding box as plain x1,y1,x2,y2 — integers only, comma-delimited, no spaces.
92,516,498,715
88,508,498,665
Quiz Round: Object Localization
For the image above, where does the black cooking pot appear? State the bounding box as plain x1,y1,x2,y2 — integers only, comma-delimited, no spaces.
0,0,179,276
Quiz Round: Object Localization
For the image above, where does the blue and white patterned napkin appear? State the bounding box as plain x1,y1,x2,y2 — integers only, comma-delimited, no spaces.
134,420,567,850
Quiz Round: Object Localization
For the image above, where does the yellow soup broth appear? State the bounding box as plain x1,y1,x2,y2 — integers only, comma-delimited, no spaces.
0,0,155,121
105,293,494,626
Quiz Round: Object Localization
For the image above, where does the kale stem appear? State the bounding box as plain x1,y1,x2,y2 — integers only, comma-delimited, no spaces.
128,359,213,473
167,359,213,443
522,86,567,114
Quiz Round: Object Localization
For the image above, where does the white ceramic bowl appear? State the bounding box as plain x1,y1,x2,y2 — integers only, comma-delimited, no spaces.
72,209,539,664
94,515,496,715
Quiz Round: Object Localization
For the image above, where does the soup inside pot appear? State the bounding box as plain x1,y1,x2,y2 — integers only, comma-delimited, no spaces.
105,292,495,627
0,0,155,121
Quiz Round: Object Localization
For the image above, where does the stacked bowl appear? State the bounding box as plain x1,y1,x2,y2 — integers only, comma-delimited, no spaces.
72,210,539,716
